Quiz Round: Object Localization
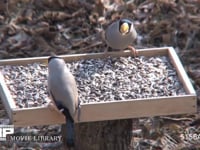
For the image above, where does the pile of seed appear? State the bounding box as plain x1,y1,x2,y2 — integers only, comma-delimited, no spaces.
0,56,186,108
0,63,49,108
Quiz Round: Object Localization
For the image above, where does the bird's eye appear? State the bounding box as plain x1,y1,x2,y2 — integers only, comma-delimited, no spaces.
119,22,129,34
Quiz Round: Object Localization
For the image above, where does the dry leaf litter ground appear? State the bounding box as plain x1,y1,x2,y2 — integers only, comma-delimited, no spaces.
0,0,200,149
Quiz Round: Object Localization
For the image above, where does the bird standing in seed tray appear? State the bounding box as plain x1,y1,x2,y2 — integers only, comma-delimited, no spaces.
47,56,79,148
104,19,138,56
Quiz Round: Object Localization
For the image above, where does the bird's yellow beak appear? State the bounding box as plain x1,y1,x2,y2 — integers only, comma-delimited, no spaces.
120,22,129,34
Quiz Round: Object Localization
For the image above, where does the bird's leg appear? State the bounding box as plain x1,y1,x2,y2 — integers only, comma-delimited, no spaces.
104,45,109,53
128,45,138,57
78,103,81,122
75,100,81,122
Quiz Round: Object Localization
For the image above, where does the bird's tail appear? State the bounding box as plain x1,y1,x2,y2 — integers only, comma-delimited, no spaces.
65,117,75,147
53,101,75,147
62,107,75,148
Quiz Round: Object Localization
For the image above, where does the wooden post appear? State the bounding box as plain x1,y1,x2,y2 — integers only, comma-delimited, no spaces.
61,119,132,150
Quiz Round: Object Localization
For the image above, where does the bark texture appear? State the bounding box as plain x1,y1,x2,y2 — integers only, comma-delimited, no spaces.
62,119,132,150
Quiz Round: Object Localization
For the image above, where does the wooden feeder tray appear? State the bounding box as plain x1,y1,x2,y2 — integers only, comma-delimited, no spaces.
0,47,197,127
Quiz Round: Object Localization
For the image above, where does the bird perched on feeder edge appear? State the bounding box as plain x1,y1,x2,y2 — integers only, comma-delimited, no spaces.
104,18,138,56
47,56,79,148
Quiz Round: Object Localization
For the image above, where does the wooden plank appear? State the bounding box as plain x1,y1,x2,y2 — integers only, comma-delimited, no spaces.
13,106,65,127
168,47,196,95
77,95,196,122
0,72,16,120
136,47,168,56
12,95,196,127
0,47,169,66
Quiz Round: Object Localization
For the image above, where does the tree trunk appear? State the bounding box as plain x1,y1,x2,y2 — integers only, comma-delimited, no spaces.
62,119,132,150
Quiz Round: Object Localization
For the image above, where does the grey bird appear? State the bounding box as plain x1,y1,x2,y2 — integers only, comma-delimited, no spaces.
105,19,137,56
47,56,79,147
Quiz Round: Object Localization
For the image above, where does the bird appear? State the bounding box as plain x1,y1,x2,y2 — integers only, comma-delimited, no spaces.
47,56,79,148
104,19,138,56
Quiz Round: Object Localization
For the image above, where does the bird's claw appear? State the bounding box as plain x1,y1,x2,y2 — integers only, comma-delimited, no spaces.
76,103,81,122
128,45,138,57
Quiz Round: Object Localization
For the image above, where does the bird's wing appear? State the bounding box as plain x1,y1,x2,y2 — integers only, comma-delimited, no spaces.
50,89,74,122
49,90,63,110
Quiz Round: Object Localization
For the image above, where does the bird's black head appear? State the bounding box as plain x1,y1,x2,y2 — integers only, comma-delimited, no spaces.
48,55,61,63
119,19,133,35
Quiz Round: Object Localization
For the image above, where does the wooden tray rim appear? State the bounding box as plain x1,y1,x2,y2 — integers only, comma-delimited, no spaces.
0,47,197,126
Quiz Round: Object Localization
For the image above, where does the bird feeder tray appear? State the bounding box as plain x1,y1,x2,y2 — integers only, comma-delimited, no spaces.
0,47,196,127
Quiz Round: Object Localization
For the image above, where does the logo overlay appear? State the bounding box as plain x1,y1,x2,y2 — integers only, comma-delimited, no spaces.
0,125,62,142
0,125,14,141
